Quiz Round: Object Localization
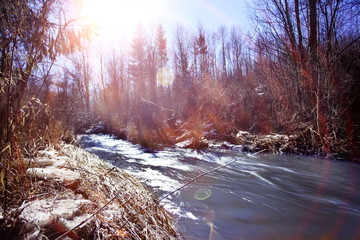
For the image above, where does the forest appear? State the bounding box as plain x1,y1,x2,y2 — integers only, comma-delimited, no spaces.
30,0,359,156
1,0,360,237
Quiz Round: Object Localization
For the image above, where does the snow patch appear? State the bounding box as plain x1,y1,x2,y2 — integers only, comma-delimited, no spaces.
20,199,91,227
27,167,80,183
38,148,58,158
26,156,69,168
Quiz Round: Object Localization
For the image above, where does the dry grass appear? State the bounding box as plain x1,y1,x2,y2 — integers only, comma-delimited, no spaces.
1,143,179,239
58,143,179,239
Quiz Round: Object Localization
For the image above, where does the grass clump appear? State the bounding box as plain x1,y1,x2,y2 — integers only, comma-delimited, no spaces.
1,142,179,240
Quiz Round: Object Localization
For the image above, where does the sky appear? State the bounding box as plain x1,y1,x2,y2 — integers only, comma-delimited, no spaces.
151,0,252,31
63,0,254,97
80,0,253,41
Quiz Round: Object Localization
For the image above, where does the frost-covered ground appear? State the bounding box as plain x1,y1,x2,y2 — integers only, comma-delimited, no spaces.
14,143,178,239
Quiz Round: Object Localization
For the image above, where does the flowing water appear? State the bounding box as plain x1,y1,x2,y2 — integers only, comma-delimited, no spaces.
79,134,360,240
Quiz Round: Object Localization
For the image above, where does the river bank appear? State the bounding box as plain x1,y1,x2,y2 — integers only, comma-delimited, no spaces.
0,143,178,239
78,134,360,240
82,120,359,162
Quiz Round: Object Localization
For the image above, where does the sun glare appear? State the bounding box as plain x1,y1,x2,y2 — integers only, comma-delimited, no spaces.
83,0,160,36
156,68,174,87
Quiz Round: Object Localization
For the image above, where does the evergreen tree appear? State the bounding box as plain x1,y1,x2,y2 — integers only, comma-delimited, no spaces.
155,24,168,103
129,23,147,107
156,24,168,69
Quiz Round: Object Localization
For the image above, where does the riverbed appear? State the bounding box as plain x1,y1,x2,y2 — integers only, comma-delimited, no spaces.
79,134,360,240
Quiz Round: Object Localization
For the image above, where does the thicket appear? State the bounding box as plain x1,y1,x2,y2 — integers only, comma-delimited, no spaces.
0,0,86,230
61,1,359,158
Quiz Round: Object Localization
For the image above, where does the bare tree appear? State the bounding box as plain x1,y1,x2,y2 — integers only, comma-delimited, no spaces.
129,23,147,108
0,0,83,216
218,26,228,79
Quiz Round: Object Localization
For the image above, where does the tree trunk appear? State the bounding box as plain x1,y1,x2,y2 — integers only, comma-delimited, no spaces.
309,0,318,59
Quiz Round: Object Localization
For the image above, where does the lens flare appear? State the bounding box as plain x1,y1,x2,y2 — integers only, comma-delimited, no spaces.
194,187,212,200
156,67,174,86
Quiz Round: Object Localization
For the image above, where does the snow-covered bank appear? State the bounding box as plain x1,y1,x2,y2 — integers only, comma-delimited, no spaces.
5,143,178,239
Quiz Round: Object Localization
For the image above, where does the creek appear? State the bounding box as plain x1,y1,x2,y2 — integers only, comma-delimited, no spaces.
79,134,360,240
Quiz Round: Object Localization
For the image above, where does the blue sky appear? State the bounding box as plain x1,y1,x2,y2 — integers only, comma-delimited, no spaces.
150,0,253,32
75,0,254,49
80,0,253,36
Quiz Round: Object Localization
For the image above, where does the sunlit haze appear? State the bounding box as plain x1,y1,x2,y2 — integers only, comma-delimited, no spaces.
2,0,360,239
83,0,161,37
81,0,251,40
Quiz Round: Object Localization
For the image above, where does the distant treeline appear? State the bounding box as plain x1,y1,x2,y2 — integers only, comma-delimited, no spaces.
55,0,359,158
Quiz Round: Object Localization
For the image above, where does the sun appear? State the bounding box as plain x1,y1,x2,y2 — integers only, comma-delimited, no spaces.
83,0,160,36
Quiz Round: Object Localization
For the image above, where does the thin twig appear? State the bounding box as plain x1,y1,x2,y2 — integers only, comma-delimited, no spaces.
158,149,266,203
141,97,178,114
101,161,124,177
54,191,130,240
119,149,266,229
